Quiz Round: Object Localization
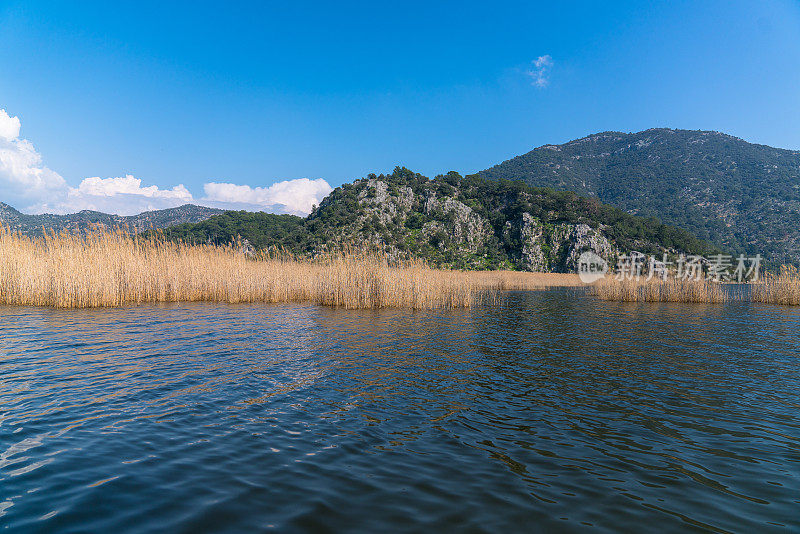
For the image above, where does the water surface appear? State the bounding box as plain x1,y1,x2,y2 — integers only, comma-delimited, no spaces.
1,290,799,532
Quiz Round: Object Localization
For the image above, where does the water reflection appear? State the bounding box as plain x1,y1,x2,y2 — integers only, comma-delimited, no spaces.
1,292,799,532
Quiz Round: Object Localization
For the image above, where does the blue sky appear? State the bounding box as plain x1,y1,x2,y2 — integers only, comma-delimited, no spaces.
1,0,799,214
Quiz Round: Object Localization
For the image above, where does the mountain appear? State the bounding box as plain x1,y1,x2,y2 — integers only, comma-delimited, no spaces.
0,203,224,236
151,211,307,251
478,128,800,266
156,167,717,272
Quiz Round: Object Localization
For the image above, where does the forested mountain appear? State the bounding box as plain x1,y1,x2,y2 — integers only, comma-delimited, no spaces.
152,211,306,251
478,128,800,265
156,167,717,272
0,203,223,236
6,128,797,267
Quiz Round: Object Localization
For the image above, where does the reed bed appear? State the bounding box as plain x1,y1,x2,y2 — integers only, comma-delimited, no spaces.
750,267,800,306
9,226,800,309
0,228,479,309
470,271,583,290
593,277,728,303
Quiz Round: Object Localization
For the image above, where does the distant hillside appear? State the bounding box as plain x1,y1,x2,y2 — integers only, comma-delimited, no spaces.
156,167,717,272
478,128,800,265
151,211,306,250
0,203,224,236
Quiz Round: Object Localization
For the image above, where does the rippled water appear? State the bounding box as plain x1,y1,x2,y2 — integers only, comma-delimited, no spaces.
1,290,799,532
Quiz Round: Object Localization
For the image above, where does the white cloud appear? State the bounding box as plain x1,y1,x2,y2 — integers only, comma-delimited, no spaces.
0,108,332,217
203,178,333,216
0,109,21,140
0,109,68,205
36,175,196,215
74,175,192,200
526,55,554,88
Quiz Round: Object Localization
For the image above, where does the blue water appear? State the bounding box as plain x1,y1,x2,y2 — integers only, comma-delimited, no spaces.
1,290,799,532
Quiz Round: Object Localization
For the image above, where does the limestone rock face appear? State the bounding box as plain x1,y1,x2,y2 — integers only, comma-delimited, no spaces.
504,213,547,271
504,217,618,272
554,223,618,271
423,194,491,252
310,170,697,272
358,179,414,225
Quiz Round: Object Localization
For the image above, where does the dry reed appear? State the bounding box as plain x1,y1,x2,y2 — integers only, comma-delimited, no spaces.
0,228,480,309
750,266,800,305
470,271,583,290
11,226,800,309
593,277,727,303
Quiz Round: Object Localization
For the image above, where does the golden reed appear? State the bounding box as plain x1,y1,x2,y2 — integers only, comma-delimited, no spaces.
750,266,800,306
471,270,583,290
593,277,728,303
0,228,483,309
595,268,800,306
10,225,800,308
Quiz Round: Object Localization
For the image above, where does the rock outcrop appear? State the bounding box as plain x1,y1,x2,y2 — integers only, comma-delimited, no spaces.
302,167,712,272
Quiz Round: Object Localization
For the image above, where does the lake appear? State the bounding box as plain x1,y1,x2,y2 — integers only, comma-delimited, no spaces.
1,289,799,532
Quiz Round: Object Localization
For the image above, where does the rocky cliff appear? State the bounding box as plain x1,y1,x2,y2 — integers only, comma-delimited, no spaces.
152,168,718,273
298,168,716,271
479,128,800,265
